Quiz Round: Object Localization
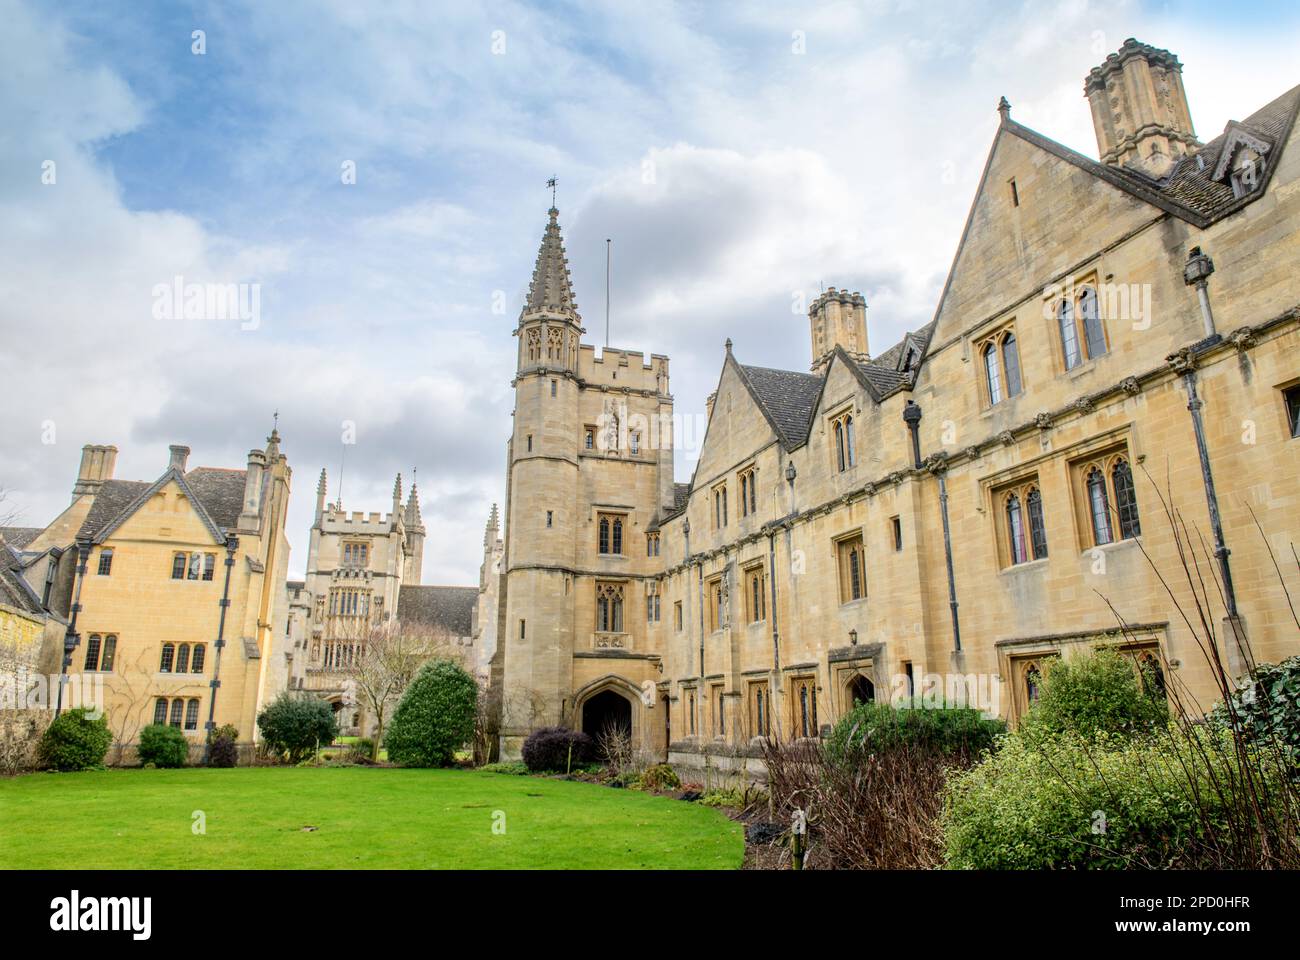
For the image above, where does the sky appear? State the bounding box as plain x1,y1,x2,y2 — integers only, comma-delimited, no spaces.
1,0,1297,584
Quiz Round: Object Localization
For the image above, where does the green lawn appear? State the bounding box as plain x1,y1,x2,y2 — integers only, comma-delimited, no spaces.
0,767,743,870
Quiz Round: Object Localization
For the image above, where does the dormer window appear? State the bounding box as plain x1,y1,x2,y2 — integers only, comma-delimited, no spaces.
1211,126,1273,200
1229,147,1264,198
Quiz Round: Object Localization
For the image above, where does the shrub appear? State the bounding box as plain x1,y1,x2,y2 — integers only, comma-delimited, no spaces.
1211,655,1300,768
206,724,239,768
137,724,189,768
479,761,530,776
383,659,477,768
345,737,375,763
942,727,1292,869
1020,648,1167,740
763,737,952,869
826,699,1004,763
641,763,681,792
521,726,594,772
257,693,338,764
37,707,112,772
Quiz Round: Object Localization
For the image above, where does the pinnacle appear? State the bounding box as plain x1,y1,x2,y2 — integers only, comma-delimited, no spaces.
522,207,581,321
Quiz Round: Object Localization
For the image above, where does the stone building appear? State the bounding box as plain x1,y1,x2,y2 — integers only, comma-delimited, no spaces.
282,469,477,734
13,434,294,756
492,39,1300,769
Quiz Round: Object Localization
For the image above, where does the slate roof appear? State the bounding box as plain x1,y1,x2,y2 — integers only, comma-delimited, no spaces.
182,468,247,531
735,363,825,446
672,483,691,512
0,541,44,615
0,527,43,551
397,585,477,637
75,466,248,543
1158,85,1300,220
76,480,152,540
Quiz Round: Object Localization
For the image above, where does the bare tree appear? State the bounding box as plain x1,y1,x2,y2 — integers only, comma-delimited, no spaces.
0,485,20,528
351,620,462,760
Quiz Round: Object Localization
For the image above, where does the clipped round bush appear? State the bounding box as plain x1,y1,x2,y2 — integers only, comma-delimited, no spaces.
257,693,338,764
383,659,478,768
137,723,189,768
1211,655,1300,767
521,726,594,772
826,700,1005,763
38,707,112,772
1021,648,1168,740
206,723,239,768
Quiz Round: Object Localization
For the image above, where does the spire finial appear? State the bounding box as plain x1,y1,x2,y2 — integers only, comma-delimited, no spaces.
725,338,733,355
547,176,558,211
997,96,1012,123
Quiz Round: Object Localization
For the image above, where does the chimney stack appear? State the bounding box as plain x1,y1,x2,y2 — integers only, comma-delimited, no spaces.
809,287,869,373
239,448,268,531
168,444,191,473
72,444,118,499
1084,38,1198,178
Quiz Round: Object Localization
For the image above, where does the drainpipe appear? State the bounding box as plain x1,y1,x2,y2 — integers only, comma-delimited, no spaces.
1183,247,1219,342
1182,372,1239,622
767,531,781,675
54,539,91,715
203,534,239,763
1178,247,1241,632
903,400,923,470
927,455,962,653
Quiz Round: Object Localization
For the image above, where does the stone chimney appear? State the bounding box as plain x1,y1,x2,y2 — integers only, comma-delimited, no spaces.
1085,38,1198,178
168,444,190,473
72,444,118,498
809,287,869,373
239,448,268,530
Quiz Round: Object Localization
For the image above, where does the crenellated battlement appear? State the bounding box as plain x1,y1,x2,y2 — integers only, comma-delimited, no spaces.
579,344,670,393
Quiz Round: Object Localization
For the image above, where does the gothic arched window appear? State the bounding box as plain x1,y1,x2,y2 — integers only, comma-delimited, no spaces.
1027,488,1048,559
153,699,168,726
191,643,206,674
983,341,1003,405
1078,286,1106,359
1002,331,1022,397
169,698,184,728
1112,459,1141,539
159,643,175,673
1087,467,1113,545
185,699,200,731
1006,493,1027,564
1058,299,1082,370
175,643,190,674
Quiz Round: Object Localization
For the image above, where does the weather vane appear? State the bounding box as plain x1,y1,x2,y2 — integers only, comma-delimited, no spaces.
547,176,558,207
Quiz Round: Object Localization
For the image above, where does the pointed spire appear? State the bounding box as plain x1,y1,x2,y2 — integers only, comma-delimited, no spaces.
522,207,581,322
404,475,423,531
393,472,403,504
484,503,499,547
317,468,327,497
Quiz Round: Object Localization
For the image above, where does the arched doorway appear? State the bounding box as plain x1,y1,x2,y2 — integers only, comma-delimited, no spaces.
581,689,632,744
847,674,875,707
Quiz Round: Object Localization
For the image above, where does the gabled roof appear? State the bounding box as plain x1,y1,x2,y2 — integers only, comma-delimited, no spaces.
734,362,824,448
77,467,247,545
1003,83,1300,228
522,207,581,321
397,584,477,637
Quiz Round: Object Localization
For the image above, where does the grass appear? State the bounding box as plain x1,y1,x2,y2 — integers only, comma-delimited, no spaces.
0,767,743,869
